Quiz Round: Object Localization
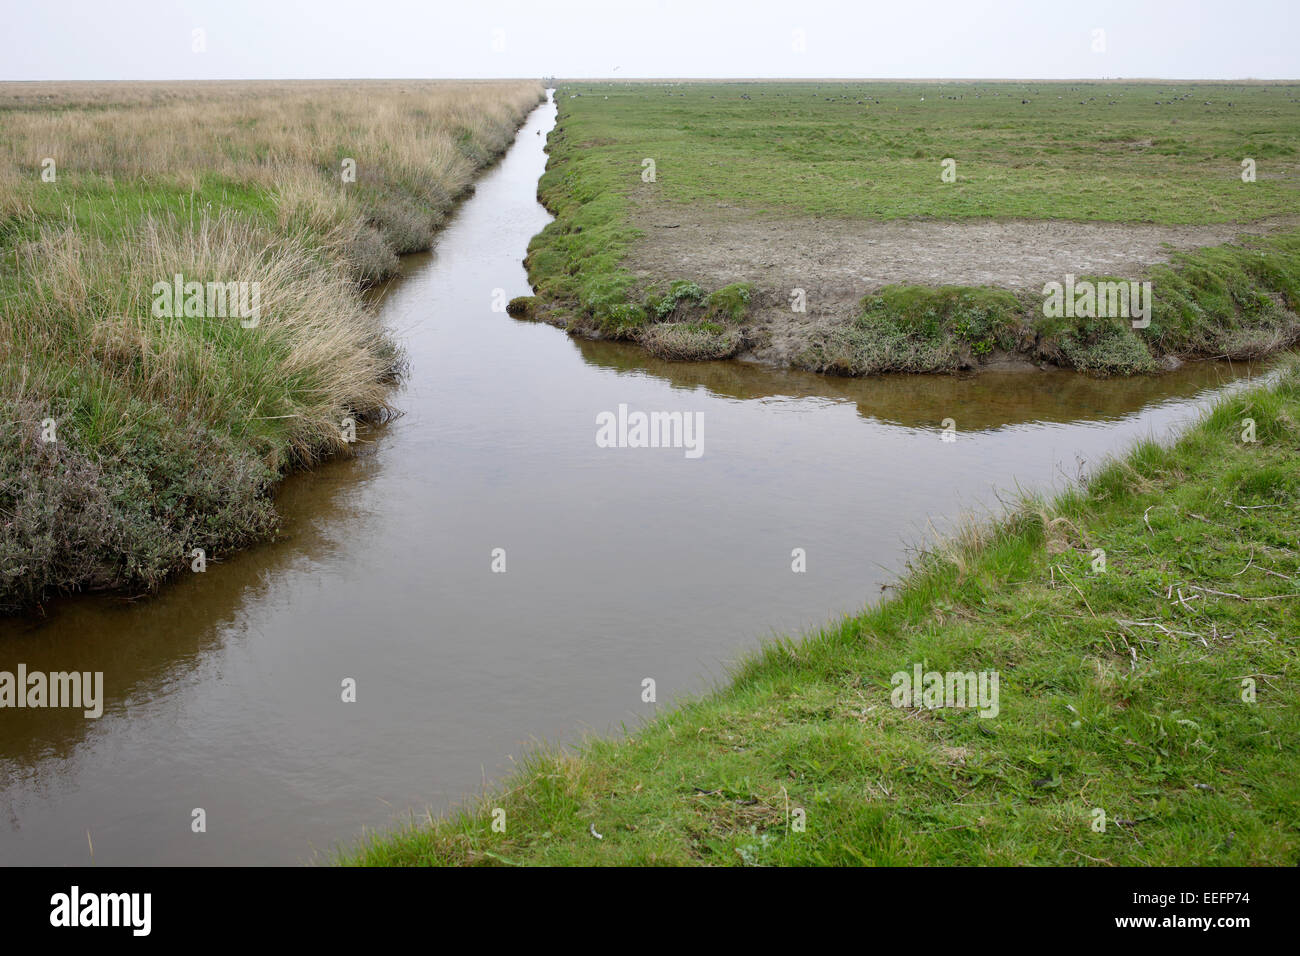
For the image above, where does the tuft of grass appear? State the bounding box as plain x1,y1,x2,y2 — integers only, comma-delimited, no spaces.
506,295,537,318
801,285,1024,375
343,360,1300,866
648,280,705,320
702,283,753,323
641,320,742,361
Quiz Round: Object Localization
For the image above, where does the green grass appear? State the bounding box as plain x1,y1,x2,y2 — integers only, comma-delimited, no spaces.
554,81,1300,224
346,360,1300,866
18,175,280,236
523,81,1300,373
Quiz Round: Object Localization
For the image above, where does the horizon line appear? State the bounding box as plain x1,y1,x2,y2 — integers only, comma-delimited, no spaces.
2,76,1299,85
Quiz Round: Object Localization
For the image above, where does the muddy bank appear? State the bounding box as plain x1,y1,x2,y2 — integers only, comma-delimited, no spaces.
522,205,1300,376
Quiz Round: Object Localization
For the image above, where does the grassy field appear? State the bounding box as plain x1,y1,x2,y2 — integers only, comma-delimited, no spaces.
514,81,1300,373
0,80,543,612
348,359,1300,866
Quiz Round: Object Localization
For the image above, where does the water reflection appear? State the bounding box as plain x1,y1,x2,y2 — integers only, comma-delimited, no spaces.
573,336,1258,430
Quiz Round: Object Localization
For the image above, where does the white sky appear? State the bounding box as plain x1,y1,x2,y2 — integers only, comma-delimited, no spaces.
3,0,1297,82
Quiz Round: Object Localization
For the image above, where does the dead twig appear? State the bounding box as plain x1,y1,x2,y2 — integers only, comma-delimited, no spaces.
1188,584,1244,600
1057,566,1096,618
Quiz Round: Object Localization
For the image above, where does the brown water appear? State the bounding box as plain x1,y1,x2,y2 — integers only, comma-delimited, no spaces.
0,95,1268,865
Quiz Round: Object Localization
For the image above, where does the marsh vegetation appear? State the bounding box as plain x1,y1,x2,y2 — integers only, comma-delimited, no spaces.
0,80,544,611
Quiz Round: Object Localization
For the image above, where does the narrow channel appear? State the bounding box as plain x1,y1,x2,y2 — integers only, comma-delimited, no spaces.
0,94,1265,864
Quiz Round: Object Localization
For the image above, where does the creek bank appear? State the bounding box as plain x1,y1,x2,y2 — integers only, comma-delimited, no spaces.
519,228,1300,377
0,84,546,614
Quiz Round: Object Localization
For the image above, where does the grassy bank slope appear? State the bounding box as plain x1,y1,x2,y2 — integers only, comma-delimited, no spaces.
1,80,543,612
515,81,1300,373
349,361,1300,866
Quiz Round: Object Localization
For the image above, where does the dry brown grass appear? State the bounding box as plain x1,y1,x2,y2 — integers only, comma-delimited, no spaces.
0,80,542,180
9,214,397,465
0,79,544,277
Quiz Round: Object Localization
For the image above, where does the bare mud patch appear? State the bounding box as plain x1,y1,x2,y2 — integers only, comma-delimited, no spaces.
630,200,1288,291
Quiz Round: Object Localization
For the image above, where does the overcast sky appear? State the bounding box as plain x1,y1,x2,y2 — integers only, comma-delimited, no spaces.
4,0,1297,82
